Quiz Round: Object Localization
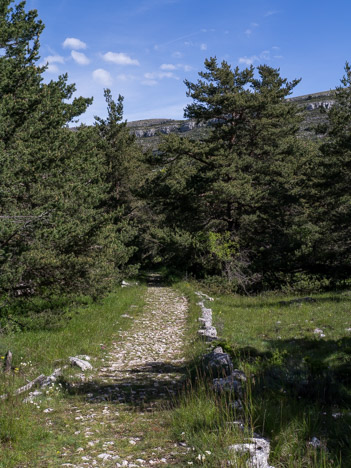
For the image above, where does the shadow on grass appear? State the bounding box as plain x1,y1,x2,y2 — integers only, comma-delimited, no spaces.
218,336,351,466
221,295,351,311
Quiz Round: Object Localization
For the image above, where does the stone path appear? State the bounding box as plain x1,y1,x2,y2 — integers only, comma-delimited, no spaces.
95,286,188,407
56,285,190,467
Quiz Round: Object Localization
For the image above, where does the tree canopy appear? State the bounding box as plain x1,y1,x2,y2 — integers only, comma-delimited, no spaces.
2,0,351,326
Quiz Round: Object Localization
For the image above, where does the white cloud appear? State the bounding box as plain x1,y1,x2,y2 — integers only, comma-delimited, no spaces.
145,71,179,80
239,55,258,66
160,63,192,73
172,51,183,58
46,63,59,73
71,50,90,65
93,68,113,86
41,55,64,73
102,52,140,66
200,43,207,50
45,54,65,64
141,79,158,86
245,29,252,37
62,37,87,50
161,63,177,70
238,49,273,66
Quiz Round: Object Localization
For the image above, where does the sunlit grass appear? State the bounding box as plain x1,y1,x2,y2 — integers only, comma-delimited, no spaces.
175,282,349,466
0,284,146,467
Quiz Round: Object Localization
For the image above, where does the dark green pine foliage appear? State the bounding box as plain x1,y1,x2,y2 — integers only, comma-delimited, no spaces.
314,63,351,279
151,58,311,288
94,89,147,275
0,1,121,310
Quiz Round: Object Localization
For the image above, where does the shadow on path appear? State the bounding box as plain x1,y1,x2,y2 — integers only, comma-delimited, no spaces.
62,359,189,411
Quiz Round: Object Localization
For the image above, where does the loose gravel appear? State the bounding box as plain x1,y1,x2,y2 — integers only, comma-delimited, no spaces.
55,286,190,468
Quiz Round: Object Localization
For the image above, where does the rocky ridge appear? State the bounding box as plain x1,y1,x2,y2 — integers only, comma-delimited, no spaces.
127,90,336,150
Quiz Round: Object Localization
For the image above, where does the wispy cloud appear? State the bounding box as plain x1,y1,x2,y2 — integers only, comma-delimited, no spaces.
102,52,140,66
239,55,258,66
172,51,183,58
44,54,65,64
260,50,270,60
160,63,192,72
145,71,179,80
161,63,177,70
62,37,86,50
154,30,204,50
93,68,113,86
264,10,278,17
245,22,259,37
71,50,90,65
200,43,207,51
46,64,59,73
238,49,271,66
141,79,158,86
41,54,65,73
116,74,136,81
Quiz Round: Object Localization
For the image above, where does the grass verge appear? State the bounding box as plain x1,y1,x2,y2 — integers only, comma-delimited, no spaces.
0,284,146,467
172,282,350,467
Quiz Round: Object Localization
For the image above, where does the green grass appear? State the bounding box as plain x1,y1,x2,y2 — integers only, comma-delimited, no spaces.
173,282,350,467
0,284,146,467
3,279,350,466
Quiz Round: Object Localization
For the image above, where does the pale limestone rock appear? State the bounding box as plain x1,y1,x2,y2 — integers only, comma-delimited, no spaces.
69,357,93,371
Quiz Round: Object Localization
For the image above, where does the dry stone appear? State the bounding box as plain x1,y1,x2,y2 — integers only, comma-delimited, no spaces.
202,347,233,378
69,357,93,371
228,437,274,468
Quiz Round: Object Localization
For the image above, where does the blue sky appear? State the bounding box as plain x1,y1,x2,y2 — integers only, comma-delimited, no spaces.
26,0,351,125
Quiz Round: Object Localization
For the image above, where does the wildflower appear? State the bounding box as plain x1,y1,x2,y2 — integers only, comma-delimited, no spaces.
0,356,4,359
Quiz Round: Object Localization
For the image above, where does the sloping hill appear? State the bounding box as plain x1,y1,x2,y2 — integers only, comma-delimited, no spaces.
127,91,335,150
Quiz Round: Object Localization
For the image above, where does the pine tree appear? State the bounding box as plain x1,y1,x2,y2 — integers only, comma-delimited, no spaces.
94,89,149,276
151,58,310,288
313,63,351,279
0,1,120,311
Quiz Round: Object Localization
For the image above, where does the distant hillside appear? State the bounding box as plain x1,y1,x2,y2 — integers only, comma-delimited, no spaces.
127,91,335,150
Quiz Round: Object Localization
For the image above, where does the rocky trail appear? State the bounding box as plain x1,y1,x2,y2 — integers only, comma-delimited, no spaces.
47,283,190,467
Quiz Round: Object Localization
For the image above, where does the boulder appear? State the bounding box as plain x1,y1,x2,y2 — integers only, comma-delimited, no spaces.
198,326,217,341
228,437,274,468
69,357,93,371
213,370,247,394
202,347,233,377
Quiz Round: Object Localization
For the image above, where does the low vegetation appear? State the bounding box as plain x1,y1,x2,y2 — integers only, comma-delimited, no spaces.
173,281,351,467
0,284,146,467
